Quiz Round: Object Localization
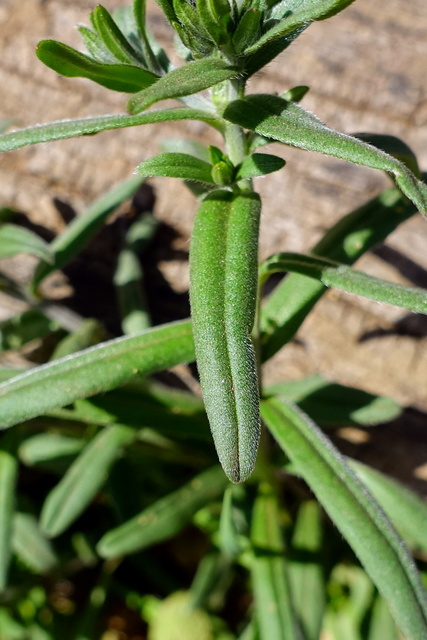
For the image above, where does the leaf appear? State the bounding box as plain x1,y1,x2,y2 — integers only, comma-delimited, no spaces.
350,460,427,554
250,482,300,640
259,252,427,314
32,176,144,289
97,466,228,557
236,153,285,180
189,192,261,483
19,433,85,467
264,375,401,427
40,425,135,537
90,4,143,65
127,58,238,114
0,224,52,262
0,310,57,353
232,9,262,54
0,108,222,153
260,182,422,360
0,449,17,589
367,594,399,640
261,397,427,640
77,26,117,64
36,40,157,93
223,96,427,217
288,501,325,640
135,153,215,183
12,512,58,574
0,319,194,430
354,133,420,177
244,0,356,55
219,487,242,558
50,319,105,360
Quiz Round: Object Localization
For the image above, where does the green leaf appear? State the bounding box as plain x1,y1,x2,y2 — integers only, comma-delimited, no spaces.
12,512,58,574
19,433,85,467
97,466,228,557
0,319,194,430
223,96,427,216
132,0,160,73
40,425,135,537
190,192,261,483
0,108,222,153
32,176,144,290
288,501,325,640
50,319,105,360
135,153,215,183
260,252,427,314
244,0,356,55
219,487,242,558
0,224,52,262
260,182,422,360
232,9,262,54
261,397,427,640
91,4,143,65
350,460,427,554
77,26,117,64
250,482,300,640
0,449,17,589
264,376,401,427
0,310,57,353
368,594,399,640
236,153,285,180
127,58,238,114
354,133,420,178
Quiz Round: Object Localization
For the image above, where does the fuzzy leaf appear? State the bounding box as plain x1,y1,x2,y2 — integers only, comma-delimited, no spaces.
97,466,228,557
90,4,143,65
262,397,427,640
0,108,221,153
223,96,427,216
236,153,285,180
0,224,52,262
40,425,135,537
36,40,158,93
127,58,238,114
0,449,17,589
135,152,215,183
0,320,194,430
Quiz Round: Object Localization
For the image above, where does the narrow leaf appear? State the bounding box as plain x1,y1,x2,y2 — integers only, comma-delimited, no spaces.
77,26,117,63
127,58,238,114
0,319,194,430
264,375,401,427
223,96,427,216
260,252,427,314
261,397,427,640
354,133,420,177
260,182,423,360
244,0,356,54
0,108,221,153
50,319,105,360
36,40,157,93
0,224,52,262
232,9,262,54
0,449,17,589
12,512,58,574
236,153,285,180
40,425,135,537
97,465,228,557
251,482,300,640
135,152,215,183
91,4,143,65
350,460,427,554
0,310,57,353
32,176,144,289
19,433,85,467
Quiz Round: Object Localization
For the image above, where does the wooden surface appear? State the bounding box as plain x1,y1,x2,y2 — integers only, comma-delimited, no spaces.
0,0,427,441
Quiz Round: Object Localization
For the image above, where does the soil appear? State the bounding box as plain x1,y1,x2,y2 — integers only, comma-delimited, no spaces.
0,0,427,493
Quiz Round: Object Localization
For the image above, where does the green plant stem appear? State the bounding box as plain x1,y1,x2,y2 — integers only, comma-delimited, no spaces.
224,78,247,169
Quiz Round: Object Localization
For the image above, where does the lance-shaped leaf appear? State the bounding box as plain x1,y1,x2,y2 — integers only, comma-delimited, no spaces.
78,26,117,64
135,153,215,183
40,425,135,537
250,482,300,640
0,448,17,589
36,40,158,93
90,4,143,65
260,182,423,361
0,319,194,430
0,224,52,262
236,153,285,180
127,58,238,114
190,191,261,483
0,108,221,153
32,176,144,289
264,375,401,427
19,433,85,467
12,512,58,574
259,252,427,314
244,0,356,55
350,460,427,554
353,133,420,177
223,96,427,216
97,466,228,557
261,397,427,640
